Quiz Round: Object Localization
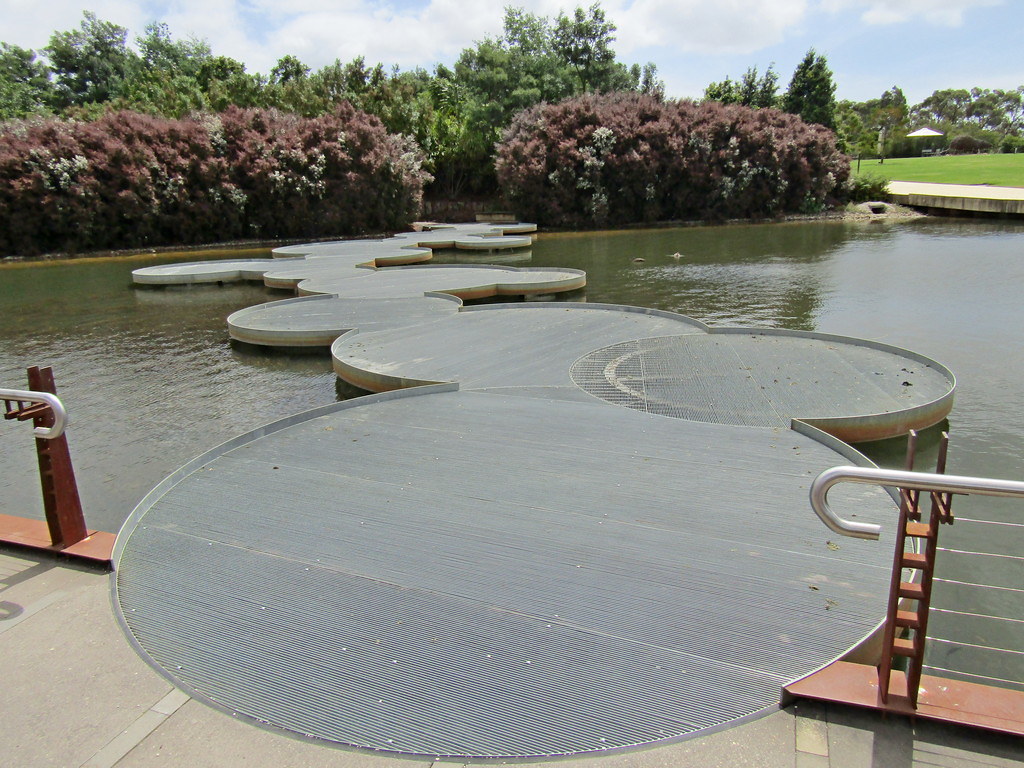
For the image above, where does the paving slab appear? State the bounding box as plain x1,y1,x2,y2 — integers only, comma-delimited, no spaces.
0,552,171,768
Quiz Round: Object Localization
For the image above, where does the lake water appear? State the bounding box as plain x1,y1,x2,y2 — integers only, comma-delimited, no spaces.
2,217,1022,689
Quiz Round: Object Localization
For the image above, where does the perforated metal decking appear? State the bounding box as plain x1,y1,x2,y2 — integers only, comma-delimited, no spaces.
570,332,954,443
115,388,898,761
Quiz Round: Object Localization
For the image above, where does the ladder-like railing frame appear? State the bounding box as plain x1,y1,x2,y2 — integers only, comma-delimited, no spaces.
810,453,1024,707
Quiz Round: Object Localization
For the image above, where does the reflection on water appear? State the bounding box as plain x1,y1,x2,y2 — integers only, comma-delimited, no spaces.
2,218,1024,688
0,253,337,534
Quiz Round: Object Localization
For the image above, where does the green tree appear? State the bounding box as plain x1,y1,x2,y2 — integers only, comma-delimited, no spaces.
705,65,778,108
0,43,53,118
440,3,659,195
783,49,836,130
196,55,247,90
45,11,140,107
909,85,1023,151
870,86,909,159
552,3,617,92
835,101,874,156
995,87,1024,136
270,55,310,84
742,65,779,109
704,76,739,104
637,62,664,98
912,88,971,126
137,22,210,76
201,58,266,111
115,23,212,117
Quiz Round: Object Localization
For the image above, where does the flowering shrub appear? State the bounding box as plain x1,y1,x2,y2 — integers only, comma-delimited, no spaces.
495,92,850,227
0,106,430,255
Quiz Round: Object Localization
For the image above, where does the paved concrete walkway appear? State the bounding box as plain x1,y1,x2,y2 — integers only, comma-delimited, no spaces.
3,549,1021,768
887,181,1024,216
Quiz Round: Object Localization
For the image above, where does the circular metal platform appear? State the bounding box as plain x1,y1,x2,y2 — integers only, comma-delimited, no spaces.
570,331,954,442
115,388,896,761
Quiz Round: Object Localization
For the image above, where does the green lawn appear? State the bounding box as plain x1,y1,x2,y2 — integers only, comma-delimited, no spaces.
852,154,1024,188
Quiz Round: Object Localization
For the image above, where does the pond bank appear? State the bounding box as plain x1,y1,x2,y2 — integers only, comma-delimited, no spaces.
0,206,924,265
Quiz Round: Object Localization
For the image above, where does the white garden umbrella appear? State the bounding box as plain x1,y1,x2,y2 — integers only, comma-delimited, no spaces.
907,127,944,137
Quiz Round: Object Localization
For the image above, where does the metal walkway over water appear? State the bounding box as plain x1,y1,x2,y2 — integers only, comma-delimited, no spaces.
114,226,961,760
115,388,899,760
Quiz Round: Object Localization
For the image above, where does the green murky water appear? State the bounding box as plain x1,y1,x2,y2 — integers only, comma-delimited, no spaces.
2,217,1022,688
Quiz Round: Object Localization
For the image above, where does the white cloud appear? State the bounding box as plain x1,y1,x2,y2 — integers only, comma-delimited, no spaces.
612,0,809,55
263,0,501,72
0,1,154,49
821,0,1002,27
2,0,817,72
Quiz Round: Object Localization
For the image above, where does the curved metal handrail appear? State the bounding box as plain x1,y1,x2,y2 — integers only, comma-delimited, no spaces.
810,465,1024,540
0,388,68,439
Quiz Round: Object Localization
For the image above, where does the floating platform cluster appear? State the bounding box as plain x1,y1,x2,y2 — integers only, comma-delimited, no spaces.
120,223,955,759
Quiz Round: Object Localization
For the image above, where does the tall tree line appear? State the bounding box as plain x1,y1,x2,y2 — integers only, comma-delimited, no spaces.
704,50,1023,156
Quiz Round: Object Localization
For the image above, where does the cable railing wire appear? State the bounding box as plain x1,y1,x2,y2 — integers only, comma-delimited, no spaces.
952,516,1024,529
931,607,1024,625
936,546,1024,560
921,665,1024,690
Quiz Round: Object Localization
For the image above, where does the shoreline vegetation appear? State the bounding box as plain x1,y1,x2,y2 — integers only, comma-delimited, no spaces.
0,204,925,266
0,95,852,258
3,9,1018,263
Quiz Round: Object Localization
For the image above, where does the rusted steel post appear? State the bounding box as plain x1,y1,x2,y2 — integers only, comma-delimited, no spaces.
26,366,87,546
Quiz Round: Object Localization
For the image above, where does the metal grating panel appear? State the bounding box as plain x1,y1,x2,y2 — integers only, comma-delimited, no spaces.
115,389,896,760
570,333,954,429
331,303,705,393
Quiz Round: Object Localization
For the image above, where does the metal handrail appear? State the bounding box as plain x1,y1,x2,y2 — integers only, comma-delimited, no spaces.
810,466,1024,540
1,388,68,439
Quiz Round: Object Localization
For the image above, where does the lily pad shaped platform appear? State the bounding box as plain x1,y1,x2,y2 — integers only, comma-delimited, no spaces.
132,222,535,286
227,294,463,348
293,265,587,299
115,226,956,761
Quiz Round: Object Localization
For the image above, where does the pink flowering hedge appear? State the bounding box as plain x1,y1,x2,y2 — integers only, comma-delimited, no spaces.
0,105,430,255
495,93,850,227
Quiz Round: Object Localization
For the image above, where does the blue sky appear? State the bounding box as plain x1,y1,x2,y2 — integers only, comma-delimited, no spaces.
1,0,1020,105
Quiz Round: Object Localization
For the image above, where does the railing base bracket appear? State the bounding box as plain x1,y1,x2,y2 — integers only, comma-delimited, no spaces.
0,513,114,567
785,660,1024,737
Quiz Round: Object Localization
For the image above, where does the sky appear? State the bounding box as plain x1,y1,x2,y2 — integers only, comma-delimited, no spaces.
1,0,1020,105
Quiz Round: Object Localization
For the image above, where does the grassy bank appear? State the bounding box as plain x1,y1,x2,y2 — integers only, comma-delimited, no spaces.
852,154,1024,187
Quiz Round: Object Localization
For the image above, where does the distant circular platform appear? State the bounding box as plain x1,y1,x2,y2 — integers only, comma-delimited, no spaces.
115,388,895,761
261,258,389,290
297,265,586,299
570,331,955,442
454,234,533,250
227,295,461,347
272,223,537,257
135,223,540,287
132,259,278,284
